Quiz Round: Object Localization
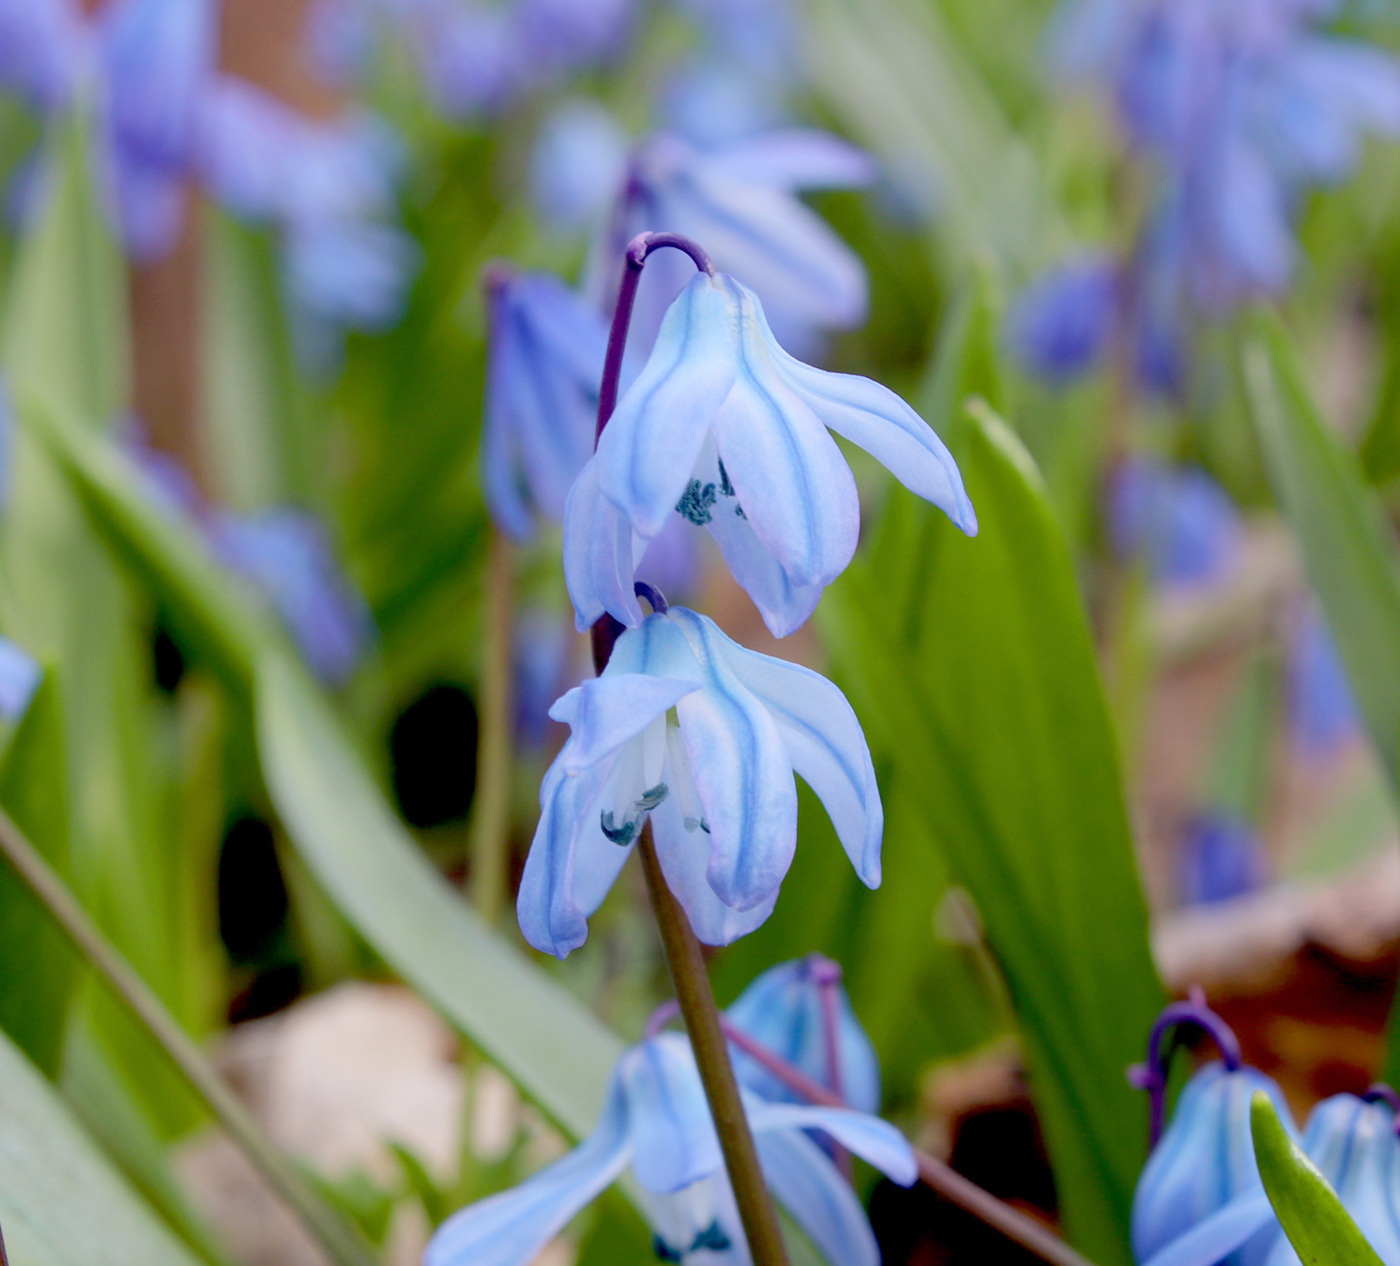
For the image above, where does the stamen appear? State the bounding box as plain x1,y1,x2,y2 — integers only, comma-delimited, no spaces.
676,479,718,525
691,1221,733,1253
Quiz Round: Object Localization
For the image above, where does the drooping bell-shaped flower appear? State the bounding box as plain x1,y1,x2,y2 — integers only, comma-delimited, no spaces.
424,1031,917,1266
1262,1089,1400,1266
564,271,976,639
725,954,881,1115
1130,996,1296,1266
481,267,610,541
517,602,882,957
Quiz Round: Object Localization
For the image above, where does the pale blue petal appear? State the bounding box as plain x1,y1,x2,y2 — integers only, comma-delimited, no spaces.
641,1174,747,1266
706,129,877,191
0,638,40,722
755,301,975,536
756,1128,879,1266
107,156,187,261
726,957,881,1114
596,273,738,538
424,1071,631,1266
703,493,824,638
651,790,778,945
568,760,638,916
1213,134,1293,297
548,674,698,771
649,158,867,330
516,754,614,957
481,330,535,541
1139,1191,1277,1266
563,458,646,631
716,641,882,887
747,1101,918,1186
669,609,797,913
0,0,80,109
196,77,300,222
622,1034,723,1195
530,98,628,230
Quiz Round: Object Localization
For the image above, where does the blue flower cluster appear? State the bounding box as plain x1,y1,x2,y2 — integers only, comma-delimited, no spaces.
1012,0,1400,391
0,0,416,350
1132,996,1400,1266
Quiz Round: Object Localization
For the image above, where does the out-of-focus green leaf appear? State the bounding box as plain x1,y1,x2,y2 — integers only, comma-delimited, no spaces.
1243,314,1400,787
16,396,627,1145
0,667,74,1074
1250,1091,1384,1266
0,1026,205,1266
806,0,1049,271
822,401,1162,1265
257,653,623,1139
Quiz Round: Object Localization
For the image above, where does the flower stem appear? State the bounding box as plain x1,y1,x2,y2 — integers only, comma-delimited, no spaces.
467,527,515,920
721,1021,1098,1266
636,823,790,1266
0,805,377,1266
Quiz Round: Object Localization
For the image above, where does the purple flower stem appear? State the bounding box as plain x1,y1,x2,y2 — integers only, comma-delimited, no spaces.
718,1020,1095,1266
587,232,785,1266
1129,988,1243,1149
810,956,853,1180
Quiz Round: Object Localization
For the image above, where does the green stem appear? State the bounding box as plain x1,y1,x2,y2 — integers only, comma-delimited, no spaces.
636,825,790,1266
467,529,514,921
0,805,377,1266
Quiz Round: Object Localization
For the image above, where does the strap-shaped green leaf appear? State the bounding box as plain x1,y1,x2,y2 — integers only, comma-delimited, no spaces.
1243,313,1400,788
1250,1091,1384,1266
0,1027,203,1266
15,395,625,1143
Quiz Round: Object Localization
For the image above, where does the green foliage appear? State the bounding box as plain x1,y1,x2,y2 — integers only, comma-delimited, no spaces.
1250,1091,1384,1266
1243,312,1400,789
0,1026,207,1266
0,667,74,1074
821,393,1163,1263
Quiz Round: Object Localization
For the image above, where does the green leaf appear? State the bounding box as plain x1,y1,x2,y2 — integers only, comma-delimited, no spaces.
14,399,627,1143
821,401,1163,1264
256,653,623,1140
1250,1091,1384,1266
0,1026,205,1266
0,666,75,1074
1243,313,1400,788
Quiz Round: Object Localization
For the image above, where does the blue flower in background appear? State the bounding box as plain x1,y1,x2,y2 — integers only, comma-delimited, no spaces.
603,129,877,357
481,266,610,540
1107,457,1241,589
565,271,975,639
1272,1091,1400,1266
1006,254,1120,383
1177,810,1267,907
0,0,80,110
1133,1060,1296,1266
1287,604,1360,759
726,955,881,1115
529,99,629,231
1023,0,1400,389
0,638,41,722
208,509,374,686
656,59,790,149
424,1031,917,1266
517,605,882,957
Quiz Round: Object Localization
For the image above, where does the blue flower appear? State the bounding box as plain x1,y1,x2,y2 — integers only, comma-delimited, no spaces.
564,271,975,638
0,637,41,722
1275,1091,1400,1265
1133,1061,1297,1266
96,0,217,260
1006,255,1120,383
482,267,610,540
604,129,877,355
529,99,629,231
1177,810,1266,907
1287,604,1359,760
517,605,882,957
1107,457,1241,589
0,0,80,110
207,509,374,685
424,1031,917,1266
726,955,881,1116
